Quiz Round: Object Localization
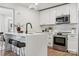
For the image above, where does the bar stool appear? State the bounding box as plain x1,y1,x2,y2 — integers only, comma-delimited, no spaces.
8,39,17,55
17,41,26,56
8,39,26,56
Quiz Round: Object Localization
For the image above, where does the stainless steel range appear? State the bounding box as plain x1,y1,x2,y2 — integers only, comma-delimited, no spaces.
53,32,68,51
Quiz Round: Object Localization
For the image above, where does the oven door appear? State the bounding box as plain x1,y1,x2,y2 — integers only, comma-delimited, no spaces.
53,36,66,46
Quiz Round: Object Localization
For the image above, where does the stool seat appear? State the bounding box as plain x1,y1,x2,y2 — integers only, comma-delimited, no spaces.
0,32,3,34
8,38,25,48
8,39,13,44
12,40,19,46
8,38,26,56
17,42,25,48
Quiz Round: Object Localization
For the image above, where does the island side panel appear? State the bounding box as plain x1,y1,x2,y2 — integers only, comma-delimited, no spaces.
27,33,48,56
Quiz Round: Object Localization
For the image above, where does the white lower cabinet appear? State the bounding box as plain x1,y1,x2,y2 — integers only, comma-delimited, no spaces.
48,39,53,47
48,34,53,48
68,34,78,53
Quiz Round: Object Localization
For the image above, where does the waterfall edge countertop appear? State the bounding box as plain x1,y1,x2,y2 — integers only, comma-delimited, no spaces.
4,32,48,56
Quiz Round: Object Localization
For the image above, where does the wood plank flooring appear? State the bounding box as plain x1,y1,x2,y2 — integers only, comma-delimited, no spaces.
48,48,77,56
0,50,16,56
0,48,77,56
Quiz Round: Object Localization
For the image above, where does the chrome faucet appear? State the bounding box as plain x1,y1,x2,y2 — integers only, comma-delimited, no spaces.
25,23,32,34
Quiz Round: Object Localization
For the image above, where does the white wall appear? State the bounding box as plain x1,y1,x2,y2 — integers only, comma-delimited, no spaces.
14,7,41,33
0,3,41,33
54,24,77,33
0,14,12,33
0,15,3,32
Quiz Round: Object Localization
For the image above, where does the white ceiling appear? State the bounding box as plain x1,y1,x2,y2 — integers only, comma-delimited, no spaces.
0,3,64,16
36,3,64,10
18,3,64,10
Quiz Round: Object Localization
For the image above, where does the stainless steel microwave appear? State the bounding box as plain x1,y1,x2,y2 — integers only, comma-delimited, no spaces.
56,15,70,24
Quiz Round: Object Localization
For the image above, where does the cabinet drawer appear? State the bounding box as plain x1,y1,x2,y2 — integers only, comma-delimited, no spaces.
68,34,78,52
48,42,53,47
48,38,53,47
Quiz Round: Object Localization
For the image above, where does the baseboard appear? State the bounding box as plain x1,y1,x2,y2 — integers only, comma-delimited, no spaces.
68,50,78,55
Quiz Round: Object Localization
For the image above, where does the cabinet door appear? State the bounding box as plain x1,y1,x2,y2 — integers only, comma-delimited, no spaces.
56,4,70,17
68,35,78,52
40,9,50,25
48,34,53,47
62,4,70,15
48,39,53,47
70,4,78,23
56,6,63,17
50,8,56,24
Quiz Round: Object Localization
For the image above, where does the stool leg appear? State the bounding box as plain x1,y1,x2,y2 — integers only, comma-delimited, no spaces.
21,48,23,56
20,48,24,56
13,46,17,56
1,41,3,56
1,41,4,56
23,47,25,56
2,41,4,56
21,47,25,56
12,41,14,53
20,48,21,56
15,47,17,56
19,48,20,56
22,48,24,56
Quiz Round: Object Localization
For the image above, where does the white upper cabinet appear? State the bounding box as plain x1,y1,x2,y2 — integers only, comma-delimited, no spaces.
56,4,70,17
50,8,56,24
62,4,70,15
40,8,56,25
56,6,63,17
40,9,50,25
56,4,78,23
40,4,78,25
70,4,78,23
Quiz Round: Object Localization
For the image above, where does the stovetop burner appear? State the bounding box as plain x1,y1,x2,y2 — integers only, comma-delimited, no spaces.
57,32,62,35
55,32,70,36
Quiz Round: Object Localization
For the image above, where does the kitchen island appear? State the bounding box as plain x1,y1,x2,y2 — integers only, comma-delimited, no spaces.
4,32,48,56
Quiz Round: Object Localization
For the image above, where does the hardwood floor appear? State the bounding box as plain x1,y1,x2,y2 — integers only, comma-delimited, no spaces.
0,50,16,56
0,48,77,56
48,48,77,56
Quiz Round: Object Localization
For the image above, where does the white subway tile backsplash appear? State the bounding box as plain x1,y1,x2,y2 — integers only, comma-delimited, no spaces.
41,24,77,33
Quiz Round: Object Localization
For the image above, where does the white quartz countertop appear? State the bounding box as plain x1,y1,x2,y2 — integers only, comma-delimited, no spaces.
5,32,48,37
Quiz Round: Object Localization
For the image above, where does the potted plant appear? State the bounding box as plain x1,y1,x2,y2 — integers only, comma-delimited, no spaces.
14,23,24,33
